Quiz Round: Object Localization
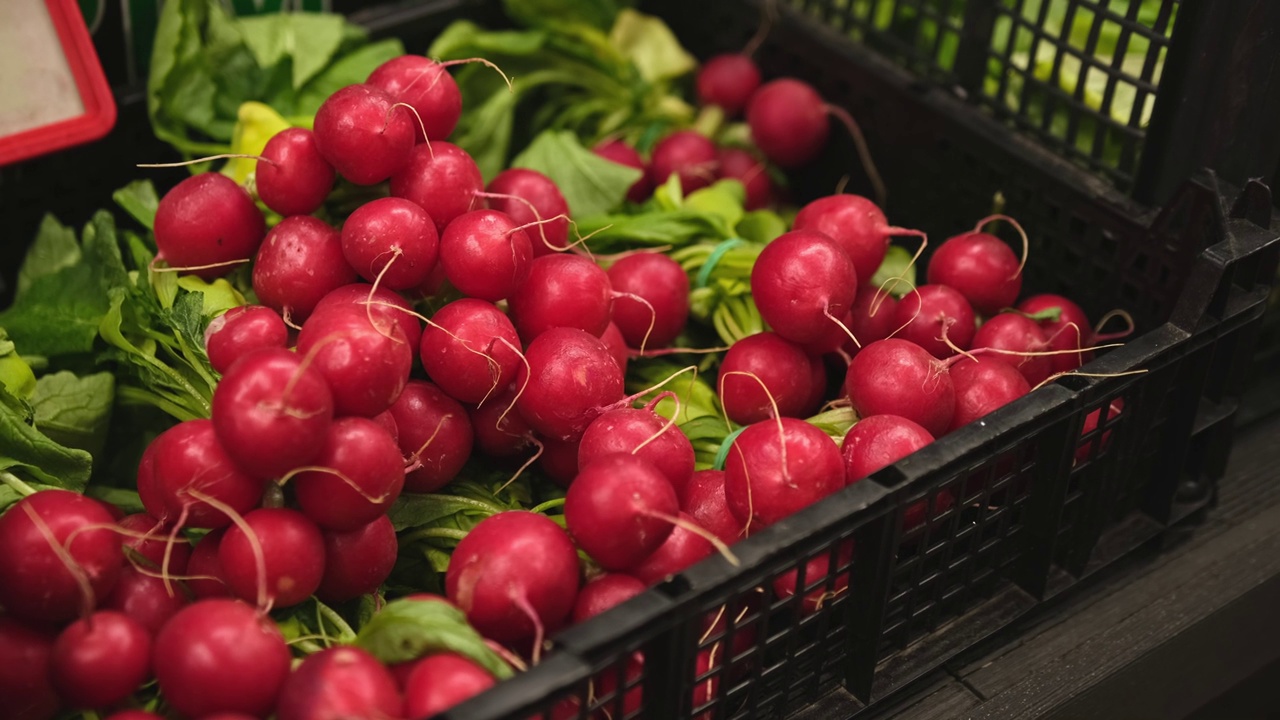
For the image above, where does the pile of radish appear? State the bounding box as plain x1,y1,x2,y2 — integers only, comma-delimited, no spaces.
0,15,1139,720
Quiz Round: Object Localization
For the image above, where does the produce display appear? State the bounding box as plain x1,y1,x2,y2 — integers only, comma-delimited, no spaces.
0,1,1139,718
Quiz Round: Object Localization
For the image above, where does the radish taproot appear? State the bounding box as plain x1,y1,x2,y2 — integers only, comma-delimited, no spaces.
313,84,415,185
750,230,858,345
439,209,533,302
514,327,625,442
366,55,462,142
718,332,816,424
485,168,572,256
51,611,152,710
508,253,614,340
892,284,977,359
296,303,413,418
341,197,439,290
276,647,401,720
402,653,496,719
140,419,265,530
0,618,60,720
606,251,690,350
252,215,356,322
419,299,522,405
255,128,335,217
649,130,719,193
217,508,326,609
204,305,289,375
723,418,845,531
388,380,474,493
577,405,696,503
948,355,1032,431
565,453,681,571
292,417,405,531
844,339,956,437
697,54,762,116
593,139,652,203
154,173,265,279
316,515,398,603
391,141,484,233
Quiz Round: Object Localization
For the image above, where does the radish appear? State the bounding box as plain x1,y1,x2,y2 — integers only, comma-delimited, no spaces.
486,168,571,256
845,285,900,353
893,284,977,359
102,566,188,635
153,599,292,718
538,435,581,487
649,130,719,193
508,253,613,341
51,610,151,709
211,347,335,481
389,380,474,493
204,305,288,375
445,511,581,645
600,320,630,376
276,646,401,720
514,327,625,442
927,216,1027,316
1018,293,1092,373
606,251,690,349
154,173,265,279
970,312,1054,387
255,128,335,217
438,209,533,302
341,197,439,290
420,299,522,405
948,355,1032,431
844,339,956,437
117,512,191,573
0,491,120,623
218,508,325,609
402,653,496,718
372,409,400,443
293,416,405,530
697,54,762,116
296,303,413,418
577,405,696,503
1076,398,1125,464
312,84,415,185
186,529,230,599
772,541,853,616
313,283,423,360
723,417,845,531
717,146,773,210
391,141,484,233
571,574,647,623
0,618,59,720
469,385,536,458
141,419,265,529
791,195,923,286
627,512,716,585
316,515,398,603
103,713,164,720
565,453,681,570
366,55,462,142
681,469,746,545
252,215,357,322
718,332,816,424
840,415,935,482
594,139,651,203
750,230,858,345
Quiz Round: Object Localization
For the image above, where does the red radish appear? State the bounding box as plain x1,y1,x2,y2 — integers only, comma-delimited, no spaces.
312,84,414,185
469,386,536,458
1018,293,1092,373
508,253,613,340
606,252,690,349
697,54,762,116
372,409,400,443
772,541,853,616
840,415,935,482
628,512,715,585
389,381,474,493
141,419,265,529
186,529,230,599
204,305,288,375
255,128,335,217
420,299,522,405
751,230,858,345
1076,398,1125,463
893,284,977,359
577,406,696,502
439,209,533,302
538,434,580,487
0,618,59,720
571,574,647,623
565,453,680,571
402,653,495,718
600,321,629,376
218,508,325,608
844,339,956,437
515,327,625,442
118,513,191,573
391,141,484,233
594,655,644,717
948,355,1032,431
846,285,900,352
252,215,356,321
316,515,398,603
296,303,413,417
341,197,439,290
717,146,773,210
293,417,405,530
792,194,920,286
103,713,164,720
970,312,1054,387
649,130,719,193
723,418,845,531
746,79,828,167
313,283,423,358
927,218,1026,316
51,611,151,709
153,599,292,718
594,139,651,203
681,469,746,545
0,491,120,623
366,55,462,142
445,511,581,645
718,332,815,424
102,566,189,635
211,347,335,481
803,352,829,416
154,173,265,279
486,168,571,256
276,646,401,720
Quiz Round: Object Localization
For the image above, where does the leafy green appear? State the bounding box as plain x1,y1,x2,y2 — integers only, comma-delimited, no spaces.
31,371,115,458
113,181,161,231
16,216,81,298
0,330,37,401
356,597,514,678
608,8,696,83
503,0,623,32
0,383,93,490
512,130,643,218
869,245,918,298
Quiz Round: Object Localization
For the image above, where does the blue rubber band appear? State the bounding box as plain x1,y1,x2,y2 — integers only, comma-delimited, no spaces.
696,237,746,289
713,425,749,471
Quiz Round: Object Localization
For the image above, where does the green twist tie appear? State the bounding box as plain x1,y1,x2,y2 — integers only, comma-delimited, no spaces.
696,237,746,289
712,425,749,471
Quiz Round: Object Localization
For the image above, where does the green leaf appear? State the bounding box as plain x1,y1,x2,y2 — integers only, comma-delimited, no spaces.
113,181,161,231
806,406,858,442
573,209,723,253
608,9,696,83
236,13,347,90
0,263,109,357
502,0,621,30
870,244,918,297
684,180,745,232
16,216,80,298
0,330,37,401
512,130,643,218
296,39,405,114
175,277,246,317
355,597,514,678
388,492,505,533
429,20,548,58
0,384,93,489
736,210,788,244
31,371,115,458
